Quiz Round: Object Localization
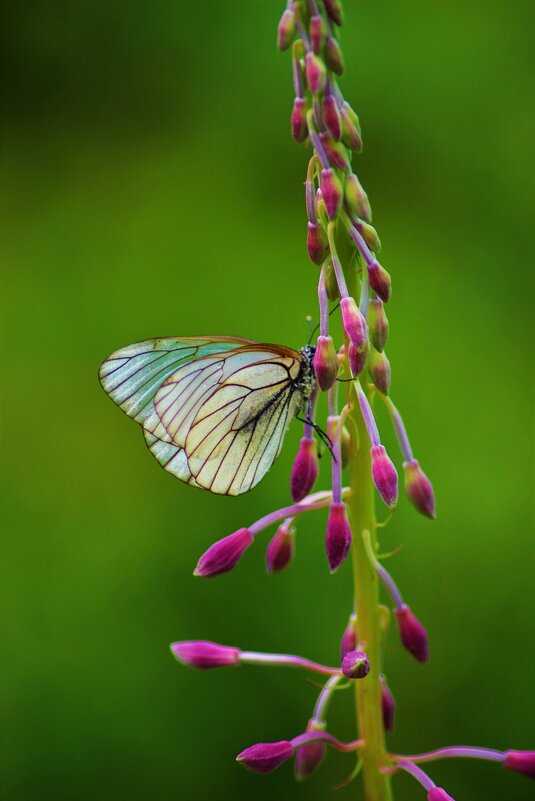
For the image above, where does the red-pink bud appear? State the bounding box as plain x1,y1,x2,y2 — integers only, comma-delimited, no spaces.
394,604,429,663
340,296,367,349
503,750,535,779
326,501,352,573
341,649,370,679
324,0,344,26
320,168,343,219
368,261,391,302
428,789,456,801
194,528,253,577
371,445,398,508
290,437,319,502
307,221,329,265
345,173,372,222
295,720,326,781
367,297,389,352
313,335,339,390
237,740,294,774
291,97,308,143
404,459,436,519
277,9,296,51
309,15,326,55
380,674,395,731
322,95,341,141
170,640,240,669
324,35,344,75
340,615,357,659
348,340,369,377
305,52,326,94
266,523,295,573
319,132,351,170
369,348,391,395
341,101,363,151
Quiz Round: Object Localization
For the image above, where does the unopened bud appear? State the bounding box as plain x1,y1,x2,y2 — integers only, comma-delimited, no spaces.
194,528,253,577
428,789,456,801
324,259,339,300
266,523,295,573
291,97,308,143
394,604,429,663
322,95,341,141
324,0,344,26
380,675,395,731
315,188,328,227
305,52,326,94
237,740,294,774
319,132,351,170
340,614,358,659
326,501,352,572
324,36,344,75
367,298,389,352
403,459,436,519
341,649,370,679
340,425,351,468
170,640,241,669
503,750,535,779
369,348,391,395
348,339,369,376
290,437,319,502
370,444,398,508
341,102,363,151
313,335,339,390
360,222,381,253
368,260,391,301
309,15,326,55
320,168,343,219
295,720,326,781
345,173,372,223
307,221,328,265
277,9,296,51
340,296,367,348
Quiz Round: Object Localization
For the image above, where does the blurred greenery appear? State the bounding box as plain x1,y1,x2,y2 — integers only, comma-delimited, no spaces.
1,1,533,800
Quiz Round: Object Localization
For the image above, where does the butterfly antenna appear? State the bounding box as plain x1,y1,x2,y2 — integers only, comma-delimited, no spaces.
297,415,335,459
306,315,319,345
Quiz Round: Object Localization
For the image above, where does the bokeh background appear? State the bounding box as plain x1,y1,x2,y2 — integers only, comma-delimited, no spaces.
1,2,534,800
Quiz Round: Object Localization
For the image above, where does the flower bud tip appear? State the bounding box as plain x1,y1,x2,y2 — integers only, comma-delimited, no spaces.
341,649,370,679
371,445,398,509
237,741,294,774
504,750,535,779
404,459,436,519
194,528,253,578
326,501,352,572
266,523,295,573
313,335,339,390
170,640,240,669
290,437,319,502
394,604,429,663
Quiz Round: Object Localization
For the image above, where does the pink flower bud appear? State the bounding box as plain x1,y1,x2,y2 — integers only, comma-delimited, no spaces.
345,173,372,222
368,261,391,302
319,132,351,170
290,437,319,502
313,335,339,390
266,523,295,573
348,340,369,377
367,297,389,352
324,36,344,75
503,750,535,779
322,95,341,141
326,501,352,572
307,221,329,265
237,740,294,774
309,15,326,55
277,9,296,51
305,52,326,94
369,348,391,395
341,106,363,152
394,604,429,663
295,720,326,781
340,615,357,659
194,528,253,577
371,445,398,508
404,459,436,519
428,789,456,801
360,222,381,254
291,97,308,143
341,649,370,679
380,674,395,731
340,296,367,349
324,0,344,26
320,168,343,219
170,640,241,669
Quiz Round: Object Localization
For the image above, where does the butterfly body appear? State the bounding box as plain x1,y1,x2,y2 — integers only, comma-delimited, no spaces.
99,337,316,495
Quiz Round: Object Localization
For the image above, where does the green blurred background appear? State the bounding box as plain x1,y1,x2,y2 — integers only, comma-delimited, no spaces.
1,1,533,799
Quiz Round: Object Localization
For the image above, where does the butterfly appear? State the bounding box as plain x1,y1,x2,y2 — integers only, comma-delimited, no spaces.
99,337,316,496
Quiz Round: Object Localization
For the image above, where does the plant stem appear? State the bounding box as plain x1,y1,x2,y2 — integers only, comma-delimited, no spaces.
348,380,393,800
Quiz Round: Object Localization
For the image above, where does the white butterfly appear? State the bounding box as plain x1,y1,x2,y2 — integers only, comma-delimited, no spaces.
99,337,316,495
